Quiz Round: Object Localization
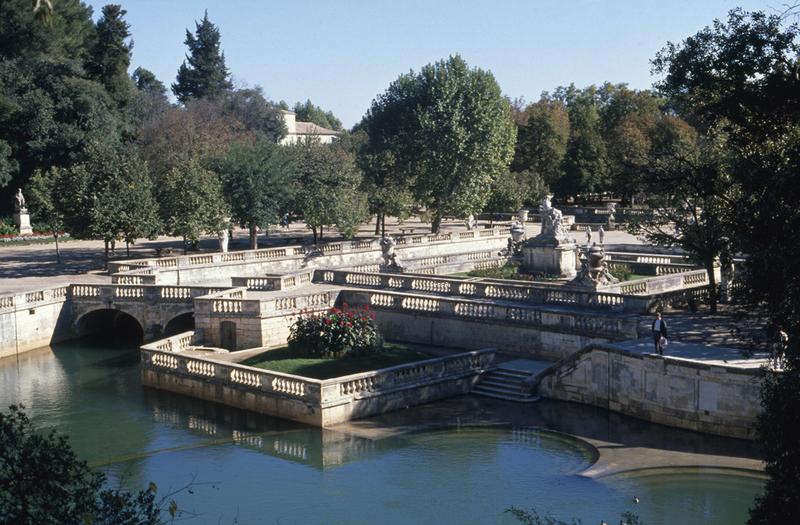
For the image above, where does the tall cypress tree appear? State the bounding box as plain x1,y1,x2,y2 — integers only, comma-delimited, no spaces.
87,4,133,106
171,11,232,104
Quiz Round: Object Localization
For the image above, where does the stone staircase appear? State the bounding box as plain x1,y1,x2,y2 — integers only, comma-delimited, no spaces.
472,368,540,402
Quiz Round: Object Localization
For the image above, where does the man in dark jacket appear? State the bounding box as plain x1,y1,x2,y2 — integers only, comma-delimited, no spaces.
652,311,668,355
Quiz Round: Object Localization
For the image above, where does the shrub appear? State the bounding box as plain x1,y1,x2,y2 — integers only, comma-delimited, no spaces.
288,305,383,358
0,217,16,236
609,262,632,281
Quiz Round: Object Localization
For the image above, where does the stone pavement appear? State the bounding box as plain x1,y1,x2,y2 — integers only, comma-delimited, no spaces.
614,339,769,370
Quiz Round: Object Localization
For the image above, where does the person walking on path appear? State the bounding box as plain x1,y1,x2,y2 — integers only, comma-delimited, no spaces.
585,226,592,245
652,311,668,355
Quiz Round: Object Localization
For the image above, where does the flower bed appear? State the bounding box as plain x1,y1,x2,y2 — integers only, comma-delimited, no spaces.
288,305,382,358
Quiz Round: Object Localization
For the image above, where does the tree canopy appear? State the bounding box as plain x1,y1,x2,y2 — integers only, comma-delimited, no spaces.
172,11,232,104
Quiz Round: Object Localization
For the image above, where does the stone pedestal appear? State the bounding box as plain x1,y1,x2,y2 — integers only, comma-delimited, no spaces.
522,239,577,278
13,212,33,236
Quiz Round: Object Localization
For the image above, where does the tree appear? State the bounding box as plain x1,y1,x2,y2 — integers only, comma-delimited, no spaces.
172,11,232,104
130,67,171,132
1,405,164,524
210,141,297,249
511,97,569,192
652,11,800,521
160,160,228,251
26,167,65,263
292,99,343,130
365,55,516,232
559,88,608,198
486,170,548,214
223,87,286,143
628,118,733,312
87,4,133,106
293,140,368,242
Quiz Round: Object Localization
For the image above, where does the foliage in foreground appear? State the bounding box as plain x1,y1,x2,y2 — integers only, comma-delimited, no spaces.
288,305,382,358
506,506,645,525
0,405,169,524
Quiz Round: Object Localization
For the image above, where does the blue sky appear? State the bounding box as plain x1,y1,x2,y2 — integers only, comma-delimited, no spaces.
84,0,777,127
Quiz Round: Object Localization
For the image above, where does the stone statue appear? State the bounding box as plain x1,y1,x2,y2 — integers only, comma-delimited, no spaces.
466,213,476,230
379,235,404,272
217,228,229,253
14,188,26,213
607,202,616,228
505,220,526,257
538,194,569,241
572,243,619,288
598,225,605,245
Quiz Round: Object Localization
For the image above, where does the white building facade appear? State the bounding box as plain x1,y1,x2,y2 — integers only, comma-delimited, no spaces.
279,110,341,145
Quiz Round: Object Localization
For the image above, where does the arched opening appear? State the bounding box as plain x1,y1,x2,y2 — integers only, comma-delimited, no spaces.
163,312,195,337
77,309,144,347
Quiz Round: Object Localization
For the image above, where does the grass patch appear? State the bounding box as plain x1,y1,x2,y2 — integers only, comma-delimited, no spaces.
462,263,560,282
240,342,434,379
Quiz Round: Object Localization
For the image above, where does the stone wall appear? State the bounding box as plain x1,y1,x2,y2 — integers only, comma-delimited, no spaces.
537,344,762,439
0,287,72,359
140,341,494,427
338,289,639,360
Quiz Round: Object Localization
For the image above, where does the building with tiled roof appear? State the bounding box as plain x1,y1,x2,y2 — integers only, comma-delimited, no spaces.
279,110,341,145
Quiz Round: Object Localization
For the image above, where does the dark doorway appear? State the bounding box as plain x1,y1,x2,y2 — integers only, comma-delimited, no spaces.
220,321,237,351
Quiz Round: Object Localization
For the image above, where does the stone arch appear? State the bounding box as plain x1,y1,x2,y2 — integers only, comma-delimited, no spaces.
163,312,195,337
75,308,144,346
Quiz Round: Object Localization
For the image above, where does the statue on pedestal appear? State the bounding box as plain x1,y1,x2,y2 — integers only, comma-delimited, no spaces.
520,195,578,277
13,188,33,235
379,235,404,273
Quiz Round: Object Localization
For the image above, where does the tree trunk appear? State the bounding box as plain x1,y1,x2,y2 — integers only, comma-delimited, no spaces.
374,214,381,235
183,235,188,255
381,213,386,238
311,226,318,244
319,224,323,242
53,232,60,264
103,240,109,268
431,212,442,234
705,257,718,312
125,239,130,257
249,225,258,250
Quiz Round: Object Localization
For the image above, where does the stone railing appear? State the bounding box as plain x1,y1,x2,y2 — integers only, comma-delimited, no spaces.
140,342,493,420
110,227,509,276
315,270,629,311
231,269,314,291
70,284,231,304
146,330,197,353
320,349,494,405
193,287,337,318
340,289,639,339
0,285,70,313
605,252,691,265
111,266,157,285
141,344,321,403
604,269,714,296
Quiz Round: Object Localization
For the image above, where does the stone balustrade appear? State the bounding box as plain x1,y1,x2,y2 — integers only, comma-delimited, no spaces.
339,289,638,340
140,341,493,426
230,269,314,291
0,285,70,313
315,270,634,312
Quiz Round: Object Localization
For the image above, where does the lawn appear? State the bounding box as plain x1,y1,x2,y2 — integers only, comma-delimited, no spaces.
239,342,434,379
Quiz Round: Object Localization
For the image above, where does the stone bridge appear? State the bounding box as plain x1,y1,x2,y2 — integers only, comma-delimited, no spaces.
70,283,230,340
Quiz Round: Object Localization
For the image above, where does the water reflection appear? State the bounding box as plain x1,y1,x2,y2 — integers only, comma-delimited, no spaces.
0,341,764,524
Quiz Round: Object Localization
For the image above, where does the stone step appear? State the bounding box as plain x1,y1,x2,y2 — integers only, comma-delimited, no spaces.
473,382,523,395
471,387,540,403
493,368,532,379
480,378,524,389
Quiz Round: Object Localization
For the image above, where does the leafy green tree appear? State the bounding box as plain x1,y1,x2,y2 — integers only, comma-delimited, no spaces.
223,87,287,143
160,160,228,251
26,167,66,262
0,140,17,188
1,405,164,524
366,55,516,232
292,99,343,130
87,4,133,106
560,88,608,198
511,97,569,192
210,141,297,249
172,10,232,104
486,170,548,214
130,67,171,130
293,140,368,242
653,9,800,522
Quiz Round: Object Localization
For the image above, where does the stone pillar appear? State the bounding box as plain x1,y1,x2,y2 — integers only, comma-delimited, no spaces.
13,211,33,236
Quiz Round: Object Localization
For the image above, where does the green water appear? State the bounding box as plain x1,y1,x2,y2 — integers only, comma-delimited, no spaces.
0,342,764,524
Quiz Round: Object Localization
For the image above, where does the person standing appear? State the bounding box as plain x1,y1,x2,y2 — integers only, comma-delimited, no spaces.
598,225,605,245
585,225,592,245
652,311,668,355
